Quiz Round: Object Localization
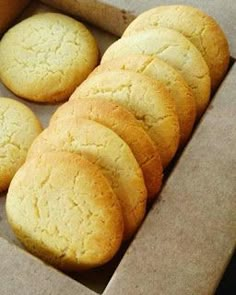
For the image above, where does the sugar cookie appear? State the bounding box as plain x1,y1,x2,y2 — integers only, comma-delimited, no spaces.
0,13,99,103
6,152,124,270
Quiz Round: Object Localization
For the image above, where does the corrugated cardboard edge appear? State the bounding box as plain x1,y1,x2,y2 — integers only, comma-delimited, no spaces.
40,0,236,59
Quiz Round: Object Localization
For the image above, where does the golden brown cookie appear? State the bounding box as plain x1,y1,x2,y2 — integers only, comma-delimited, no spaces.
0,97,42,192
27,118,147,239
124,5,230,90
70,70,180,168
101,28,211,118
6,151,124,270
93,55,196,146
0,12,99,103
50,98,163,199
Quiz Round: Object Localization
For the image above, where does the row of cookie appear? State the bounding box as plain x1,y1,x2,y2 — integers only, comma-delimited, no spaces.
68,4,230,169
21,58,187,243
5,71,171,270
101,5,230,114
0,6,229,106
6,99,152,270
2,12,135,271
6,5,230,271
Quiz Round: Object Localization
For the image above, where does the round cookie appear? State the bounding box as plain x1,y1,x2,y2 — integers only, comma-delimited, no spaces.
6,152,124,270
123,5,230,90
27,118,147,240
0,97,42,192
0,13,99,103
51,98,163,199
92,55,196,146
70,70,180,168
101,28,211,118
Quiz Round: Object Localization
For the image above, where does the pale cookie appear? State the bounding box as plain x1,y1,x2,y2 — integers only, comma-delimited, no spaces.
101,28,211,118
70,70,180,168
124,5,230,90
0,12,99,103
6,152,124,270
0,97,42,192
51,98,163,198
27,118,147,240
93,55,196,146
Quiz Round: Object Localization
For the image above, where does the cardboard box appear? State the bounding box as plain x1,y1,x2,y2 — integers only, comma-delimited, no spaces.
0,1,235,294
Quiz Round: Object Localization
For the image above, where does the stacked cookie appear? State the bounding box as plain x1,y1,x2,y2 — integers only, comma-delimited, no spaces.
6,5,230,271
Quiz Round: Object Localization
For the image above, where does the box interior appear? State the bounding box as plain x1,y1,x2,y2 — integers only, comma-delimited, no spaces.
0,1,235,294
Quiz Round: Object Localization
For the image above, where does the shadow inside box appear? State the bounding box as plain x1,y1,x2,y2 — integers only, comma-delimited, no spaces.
69,241,130,294
215,250,236,295
0,57,235,295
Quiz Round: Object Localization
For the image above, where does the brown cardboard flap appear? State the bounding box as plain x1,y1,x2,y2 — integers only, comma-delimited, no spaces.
40,0,236,59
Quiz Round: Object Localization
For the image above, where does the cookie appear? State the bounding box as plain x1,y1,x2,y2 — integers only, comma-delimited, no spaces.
101,28,211,118
123,5,230,90
0,12,99,103
70,70,180,168
93,55,196,146
6,152,124,270
51,98,163,198
27,118,147,239
0,97,42,192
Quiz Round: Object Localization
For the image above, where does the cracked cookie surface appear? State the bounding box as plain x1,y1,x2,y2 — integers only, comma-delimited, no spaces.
6,152,124,270
27,118,147,239
0,12,98,103
101,28,211,118
50,98,163,199
0,97,42,192
70,70,180,168
123,5,230,90
93,55,196,146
